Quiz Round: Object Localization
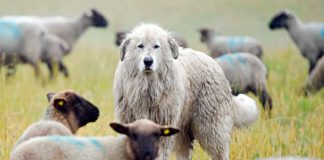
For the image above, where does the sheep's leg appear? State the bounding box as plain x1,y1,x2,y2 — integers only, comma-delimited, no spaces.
6,63,16,77
260,88,273,111
59,61,69,77
45,60,55,79
308,61,316,74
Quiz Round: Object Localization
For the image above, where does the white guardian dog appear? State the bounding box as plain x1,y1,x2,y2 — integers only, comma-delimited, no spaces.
113,24,258,160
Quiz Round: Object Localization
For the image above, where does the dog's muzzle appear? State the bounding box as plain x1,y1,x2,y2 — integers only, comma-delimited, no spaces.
143,56,153,70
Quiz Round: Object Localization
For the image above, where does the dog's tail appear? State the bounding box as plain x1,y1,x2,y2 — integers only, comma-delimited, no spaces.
232,94,259,128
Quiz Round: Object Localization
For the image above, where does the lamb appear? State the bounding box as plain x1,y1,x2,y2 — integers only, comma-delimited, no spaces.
216,53,273,111
114,24,259,160
13,90,100,148
269,9,324,73
115,30,188,48
198,28,263,58
10,119,179,160
304,56,324,94
3,8,108,77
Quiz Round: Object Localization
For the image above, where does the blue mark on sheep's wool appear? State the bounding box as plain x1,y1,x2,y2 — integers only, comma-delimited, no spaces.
47,136,85,149
320,27,324,38
88,137,102,150
218,54,246,64
0,20,22,39
227,37,246,49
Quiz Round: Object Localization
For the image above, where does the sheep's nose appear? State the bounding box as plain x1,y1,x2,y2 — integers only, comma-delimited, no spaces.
144,56,153,67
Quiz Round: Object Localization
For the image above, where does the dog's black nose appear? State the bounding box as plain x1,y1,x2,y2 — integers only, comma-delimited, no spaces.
144,56,153,67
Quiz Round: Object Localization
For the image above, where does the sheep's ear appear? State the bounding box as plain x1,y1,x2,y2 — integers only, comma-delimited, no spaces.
47,92,55,102
53,98,68,112
160,127,179,137
168,36,179,59
120,38,131,61
110,122,129,135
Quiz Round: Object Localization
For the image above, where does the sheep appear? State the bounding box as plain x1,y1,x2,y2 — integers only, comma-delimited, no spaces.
0,19,47,78
0,18,70,78
269,9,324,73
13,90,100,148
304,56,324,94
3,8,108,77
215,53,273,111
198,28,263,58
113,24,259,160
10,119,180,160
115,30,188,48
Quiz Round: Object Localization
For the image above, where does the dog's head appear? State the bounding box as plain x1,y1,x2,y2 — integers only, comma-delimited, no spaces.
119,24,179,74
269,9,295,30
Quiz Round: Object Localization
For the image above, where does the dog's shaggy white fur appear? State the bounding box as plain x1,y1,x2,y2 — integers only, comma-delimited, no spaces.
113,24,258,160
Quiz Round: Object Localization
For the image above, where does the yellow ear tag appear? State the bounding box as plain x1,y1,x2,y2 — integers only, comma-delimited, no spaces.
163,129,170,135
58,100,64,106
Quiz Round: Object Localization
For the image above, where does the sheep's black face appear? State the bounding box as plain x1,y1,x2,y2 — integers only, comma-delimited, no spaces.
269,11,290,30
70,95,100,127
90,9,108,27
110,120,179,160
129,132,160,160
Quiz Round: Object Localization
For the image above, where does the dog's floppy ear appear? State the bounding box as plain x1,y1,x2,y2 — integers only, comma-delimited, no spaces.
168,36,179,59
120,38,130,61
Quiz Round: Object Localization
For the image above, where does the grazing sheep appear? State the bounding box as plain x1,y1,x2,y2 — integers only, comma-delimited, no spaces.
10,119,179,160
114,24,259,160
216,53,273,111
305,56,324,94
269,9,324,73
115,30,188,48
13,90,100,148
3,8,108,77
198,28,263,58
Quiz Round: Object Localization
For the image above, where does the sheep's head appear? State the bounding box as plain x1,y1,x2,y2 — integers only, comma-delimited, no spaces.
198,28,217,43
269,9,295,30
115,30,128,47
45,90,100,133
110,119,179,160
84,8,108,28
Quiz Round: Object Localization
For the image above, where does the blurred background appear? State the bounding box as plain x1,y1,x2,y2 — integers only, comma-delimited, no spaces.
0,0,323,159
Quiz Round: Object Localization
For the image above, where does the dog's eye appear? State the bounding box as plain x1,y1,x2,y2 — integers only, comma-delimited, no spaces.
153,45,160,49
137,44,144,49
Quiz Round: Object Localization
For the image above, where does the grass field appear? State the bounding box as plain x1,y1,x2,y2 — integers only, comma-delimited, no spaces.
1,0,324,159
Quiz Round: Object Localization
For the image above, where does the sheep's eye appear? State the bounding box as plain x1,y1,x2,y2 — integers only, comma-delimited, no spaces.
153,45,160,49
137,44,144,49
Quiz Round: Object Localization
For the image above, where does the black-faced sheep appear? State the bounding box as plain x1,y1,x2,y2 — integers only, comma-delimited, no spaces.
115,30,188,48
114,24,259,160
216,53,273,111
198,28,263,58
10,119,179,160
305,56,324,94
13,90,100,148
269,9,324,73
